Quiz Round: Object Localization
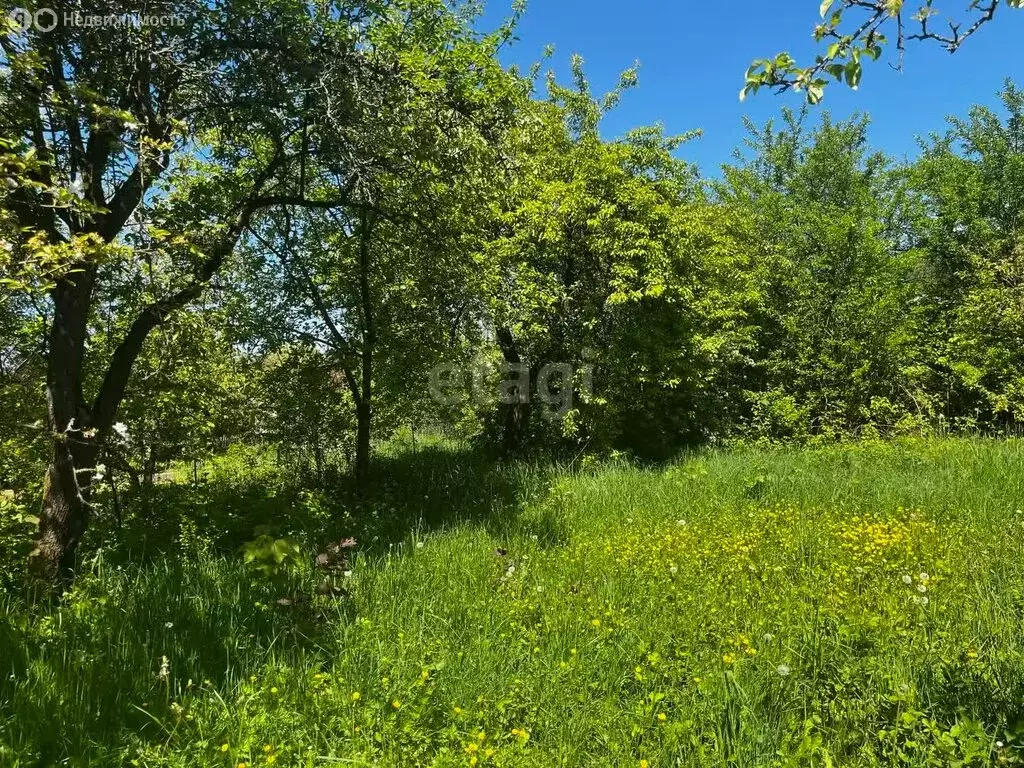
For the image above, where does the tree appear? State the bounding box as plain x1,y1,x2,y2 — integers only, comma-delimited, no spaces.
239,3,526,490
258,344,355,481
908,81,1024,427
717,110,930,439
480,59,756,457
0,0,459,582
742,0,1024,103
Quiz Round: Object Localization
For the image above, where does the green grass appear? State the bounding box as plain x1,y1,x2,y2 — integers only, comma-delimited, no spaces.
3,437,1024,766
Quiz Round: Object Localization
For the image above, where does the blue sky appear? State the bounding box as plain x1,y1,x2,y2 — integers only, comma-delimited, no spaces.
479,1,1024,176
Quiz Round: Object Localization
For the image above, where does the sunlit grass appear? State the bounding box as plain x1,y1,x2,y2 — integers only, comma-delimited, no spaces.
3,437,1024,766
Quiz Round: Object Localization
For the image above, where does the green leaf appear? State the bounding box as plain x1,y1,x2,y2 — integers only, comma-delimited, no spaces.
844,60,862,89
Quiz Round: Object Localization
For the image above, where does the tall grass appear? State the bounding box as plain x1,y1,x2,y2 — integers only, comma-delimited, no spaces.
2,437,1024,766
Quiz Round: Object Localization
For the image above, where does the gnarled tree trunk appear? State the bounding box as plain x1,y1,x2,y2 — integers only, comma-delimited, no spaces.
31,269,98,583
34,432,99,583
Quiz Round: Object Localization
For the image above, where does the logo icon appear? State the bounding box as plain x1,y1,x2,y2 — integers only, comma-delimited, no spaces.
7,7,59,32
8,7,32,32
34,7,57,31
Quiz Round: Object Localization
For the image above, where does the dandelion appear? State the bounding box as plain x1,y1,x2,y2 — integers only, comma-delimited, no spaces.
722,653,735,665
640,761,650,768
392,699,401,709
270,686,279,695
351,691,361,702
591,618,601,627
917,584,927,593
220,743,230,752
902,575,913,585
669,565,678,575
776,664,791,677
657,712,667,722
919,572,929,582
416,541,424,549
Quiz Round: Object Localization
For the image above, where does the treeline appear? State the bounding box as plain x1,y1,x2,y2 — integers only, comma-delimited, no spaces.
1,0,1022,577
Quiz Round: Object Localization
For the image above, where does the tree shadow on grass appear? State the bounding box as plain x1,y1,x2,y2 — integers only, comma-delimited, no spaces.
342,443,557,545
0,444,563,763
0,555,328,764
89,442,558,567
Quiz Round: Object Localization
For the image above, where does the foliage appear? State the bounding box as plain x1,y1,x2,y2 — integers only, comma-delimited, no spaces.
908,82,1024,426
240,534,302,577
743,0,1024,103
257,344,355,478
3,5,1024,764
478,60,754,457
718,110,934,441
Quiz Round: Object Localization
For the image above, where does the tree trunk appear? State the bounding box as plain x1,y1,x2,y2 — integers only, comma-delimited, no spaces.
502,392,531,456
497,327,531,457
313,425,325,482
32,431,98,583
31,270,96,583
355,400,371,493
354,212,375,495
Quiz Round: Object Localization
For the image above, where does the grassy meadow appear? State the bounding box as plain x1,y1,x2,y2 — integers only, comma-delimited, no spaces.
3,437,1024,766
